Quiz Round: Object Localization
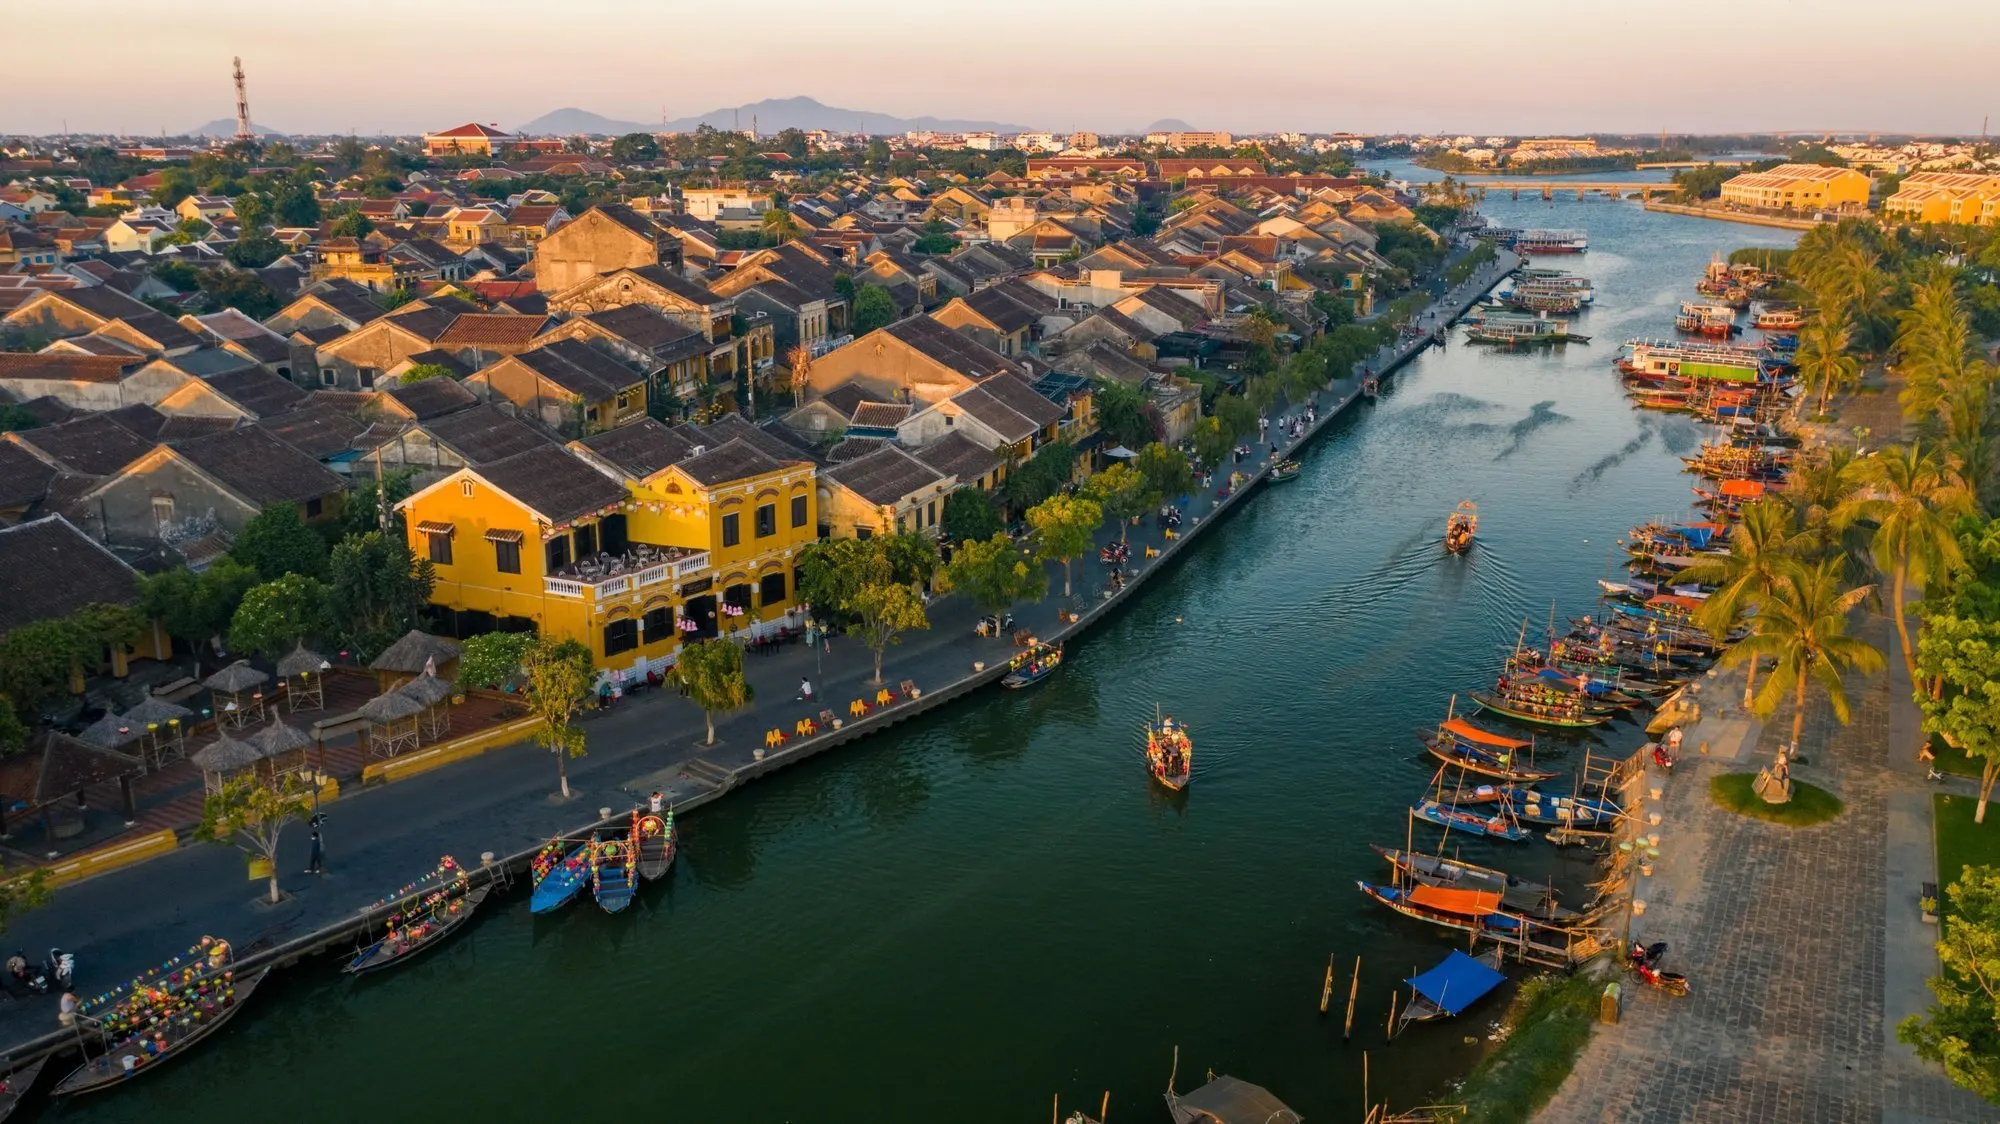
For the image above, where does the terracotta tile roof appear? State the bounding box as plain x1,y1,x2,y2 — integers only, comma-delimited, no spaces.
0,353,144,384
436,313,553,349
911,430,1001,483
0,516,142,634
423,403,556,465
822,444,944,506
576,417,700,479
849,402,912,429
428,122,513,139
6,414,152,476
170,425,345,507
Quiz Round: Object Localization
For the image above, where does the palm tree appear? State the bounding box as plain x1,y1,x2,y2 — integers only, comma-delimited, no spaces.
1793,221,1887,334
1793,308,1862,419
1719,558,1882,760
1893,266,1978,420
761,205,802,243
1941,377,1996,510
1783,445,1870,567
1840,443,1974,682
1678,499,1798,706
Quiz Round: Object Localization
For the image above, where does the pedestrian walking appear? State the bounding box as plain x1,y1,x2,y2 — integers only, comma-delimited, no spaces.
798,677,815,703
304,828,325,875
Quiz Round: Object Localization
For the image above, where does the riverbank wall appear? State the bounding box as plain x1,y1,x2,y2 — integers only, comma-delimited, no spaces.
1641,201,1822,230
0,252,1519,1073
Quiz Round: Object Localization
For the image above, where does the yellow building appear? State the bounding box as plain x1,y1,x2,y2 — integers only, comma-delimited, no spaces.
1881,172,2000,226
1717,164,1871,212
396,420,817,680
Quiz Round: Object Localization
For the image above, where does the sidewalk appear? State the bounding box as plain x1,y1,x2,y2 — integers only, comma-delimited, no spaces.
0,251,1522,1063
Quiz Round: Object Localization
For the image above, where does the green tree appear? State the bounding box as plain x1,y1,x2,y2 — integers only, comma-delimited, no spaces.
1028,493,1102,598
274,175,321,227
1916,611,2000,821
1083,463,1150,542
0,604,144,714
1214,393,1259,442
941,532,1047,617
196,774,315,904
795,537,872,620
457,631,533,691
846,581,929,685
760,206,803,243
140,559,257,662
195,270,281,319
226,234,283,269
1842,443,1976,683
1678,499,1800,706
326,531,436,659
672,638,754,745
1000,440,1078,512
1092,380,1157,449
610,132,660,162
232,501,328,581
1895,266,1987,421
327,209,375,239
941,487,1003,542
0,858,50,928
1245,374,1282,415
1793,309,1861,419
833,272,857,304
228,574,332,658
345,470,416,536
1899,865,2000,1102
152,168,196,208
1719,558,1883,760
1191,416,1232,472
1135,441,1193,504
521,636,593,798
851,283,897,335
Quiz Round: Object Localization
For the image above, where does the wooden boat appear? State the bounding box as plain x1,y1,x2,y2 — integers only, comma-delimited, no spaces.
345,859,491,975
1369,845,1572,921
1465,316,1588,347
1001,640,1063,688
1411,798,1531,841
1361,374,1380,399
1752,305,1808,331
1499,787,1623,829
1469,690,1610,729
592,824,638,913
1421,715,1556,783
1146,712,1192,792
529,839,593,914
1393,947,1506,1038
1268,458,1302,482
1166,1062,1301,1124
0,1056,48,1121
636,810,676,881
51,968,269,1097
1675,301,1739,339
1444,501,1477,554
1356,880,1535,941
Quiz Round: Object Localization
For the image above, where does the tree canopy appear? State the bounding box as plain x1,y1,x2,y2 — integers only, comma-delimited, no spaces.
941,532,1047,616
673,638,754,745
232,501,328,581
1900,865,2000,1102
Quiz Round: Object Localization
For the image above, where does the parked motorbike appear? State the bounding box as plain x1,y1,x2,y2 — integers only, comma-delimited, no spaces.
1652,743,1677,773
1626,940,1689,996
46,948,74,991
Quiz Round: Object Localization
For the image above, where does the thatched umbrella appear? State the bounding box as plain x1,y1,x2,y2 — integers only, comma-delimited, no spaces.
398,673,456,742
368,631,461,690
204,660,272,727
190,731,268,795
275,643,330,713
252,718,315,782
20,733,144,837
122,696,192,768
359,689,425,759
75,713,143,756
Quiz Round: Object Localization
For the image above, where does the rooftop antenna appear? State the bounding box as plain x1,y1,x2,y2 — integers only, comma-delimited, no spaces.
232,56,252,142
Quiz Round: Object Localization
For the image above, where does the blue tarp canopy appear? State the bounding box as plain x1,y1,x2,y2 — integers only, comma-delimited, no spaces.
1660,524,1719,548
1406,950,1506,1016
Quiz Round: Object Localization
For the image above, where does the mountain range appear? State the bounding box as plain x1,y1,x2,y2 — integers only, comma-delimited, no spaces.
187,119,281,138
516,96,1036,137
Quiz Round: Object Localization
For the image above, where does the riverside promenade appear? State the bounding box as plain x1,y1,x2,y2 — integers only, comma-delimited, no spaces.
0,249,1518,1067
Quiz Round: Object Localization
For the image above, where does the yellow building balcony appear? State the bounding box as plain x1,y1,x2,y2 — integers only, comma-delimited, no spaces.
542,543,711,602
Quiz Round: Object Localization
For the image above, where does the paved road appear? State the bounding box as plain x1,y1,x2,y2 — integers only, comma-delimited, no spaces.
0,252,1519,1061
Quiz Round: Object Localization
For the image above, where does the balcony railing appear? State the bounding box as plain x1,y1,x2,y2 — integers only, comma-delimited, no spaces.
543,546,711,600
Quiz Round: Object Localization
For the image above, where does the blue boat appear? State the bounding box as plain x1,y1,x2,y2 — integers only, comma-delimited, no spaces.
1001,641,1062,689
1410,799,1531,842
1499,788,1623,829
1395,947,1507,1036
591,827,638,914
530,841,593,914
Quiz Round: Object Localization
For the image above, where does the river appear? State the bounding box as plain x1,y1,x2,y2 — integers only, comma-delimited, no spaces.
46,195,1795,1124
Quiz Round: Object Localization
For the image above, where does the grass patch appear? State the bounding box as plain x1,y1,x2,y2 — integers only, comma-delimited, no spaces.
1933,792,2000,917
1457,967,1604,1124
1709,773,1845,826
1926,731,1985,780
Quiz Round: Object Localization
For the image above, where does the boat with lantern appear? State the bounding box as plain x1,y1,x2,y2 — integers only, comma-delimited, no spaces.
1444,501,1477,553
636,809,676,881
1002,639,1064,688
1146,711,1192,791
529,837,593,914
592,822,639,913
52,941,268,1098
344,856,490,975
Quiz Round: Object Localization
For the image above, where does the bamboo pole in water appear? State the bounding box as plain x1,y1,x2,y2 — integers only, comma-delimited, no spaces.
1320,953,1335,1014
1099,1091,1108,1121
1386,989,1398,1040
1344,955,1361,1040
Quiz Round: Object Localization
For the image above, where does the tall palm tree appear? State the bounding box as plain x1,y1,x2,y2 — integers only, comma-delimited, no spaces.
1894,266,1977,420
1793,308,1861,419
1941,376,1996,511
1783,445,1870,568
1840,443,1975,681
1679,499,1799,706
1719,558,1881,759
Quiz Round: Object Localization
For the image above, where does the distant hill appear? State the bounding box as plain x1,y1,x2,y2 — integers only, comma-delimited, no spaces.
1141,119,1197,134
187,119,281,138
517,96,1035,137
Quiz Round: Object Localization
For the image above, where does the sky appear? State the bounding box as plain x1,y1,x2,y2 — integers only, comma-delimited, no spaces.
6,0,1996,138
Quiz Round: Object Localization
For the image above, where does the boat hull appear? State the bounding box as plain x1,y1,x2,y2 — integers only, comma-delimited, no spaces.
344,884,492,975
52,969,270,1097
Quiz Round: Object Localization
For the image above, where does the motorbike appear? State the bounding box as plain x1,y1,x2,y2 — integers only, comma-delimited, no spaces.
46,948,74,991
1626,941,1689,996
974,613,1016,638
1652,743,1677,773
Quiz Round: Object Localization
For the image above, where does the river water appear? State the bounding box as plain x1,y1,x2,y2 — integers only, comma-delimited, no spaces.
50,193,1795,1124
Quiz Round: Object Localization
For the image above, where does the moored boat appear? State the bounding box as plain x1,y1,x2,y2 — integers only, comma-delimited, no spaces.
1466,316,1588,347
1410,798,1531,842
1511,228,1587,254
1001,640,1063,688
530,839,593,914
1370,844,1573,921
345,857,489,975
636,810,676,881
0,1057,48,1121
1393,947,1506,1038
1421,714,1555,782
1499,787,1624,829
1269,458,1302,482
1468,690,1610,729
53,967,268,1098
592,823,638,913
1146,712,1192,791
1751,304,1808,331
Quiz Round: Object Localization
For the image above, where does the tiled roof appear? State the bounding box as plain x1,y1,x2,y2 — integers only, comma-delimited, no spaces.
911,431,1001,483
576,418,700,479
509,339,641,401
0,516,141,634
627,264,729,309
203,367,307,418
428,122,513,139
960,286,1035,334
580,305,708,354
476,444,627,525
883,315,1017,380
0,353,143,384
257,404,366,460
436,313,553,349
6,414,152,476
849,402,912,429
688,415,810,465
673,439,785,487
822,444,944,506
423,403,556,465
0,439,58,510
382,375,478,420
170,425,345,507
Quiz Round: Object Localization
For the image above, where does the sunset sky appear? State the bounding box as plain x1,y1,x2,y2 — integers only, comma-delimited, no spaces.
8,0,1994,137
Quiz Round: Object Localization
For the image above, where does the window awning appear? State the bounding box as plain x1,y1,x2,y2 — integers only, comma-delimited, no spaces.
483,528,524,544
416,520,455,536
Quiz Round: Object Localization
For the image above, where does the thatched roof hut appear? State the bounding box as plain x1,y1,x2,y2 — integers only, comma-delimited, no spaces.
368,630,461,685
